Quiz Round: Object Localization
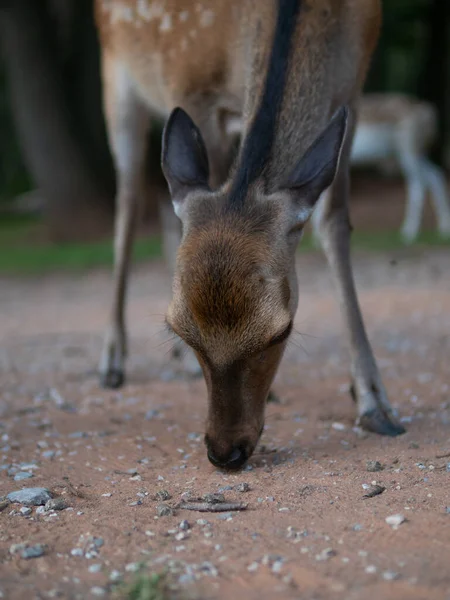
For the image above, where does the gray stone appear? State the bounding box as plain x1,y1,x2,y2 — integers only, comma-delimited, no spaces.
235,482,250,493
157,504,174,517
45,497,68,512
42,451,56,459
203,493,225,504
14,472,34,481
88,564,102,574
90,587,106,597
21,544,46,559
366,460,383,472
155,490,172,501
7,488,52,506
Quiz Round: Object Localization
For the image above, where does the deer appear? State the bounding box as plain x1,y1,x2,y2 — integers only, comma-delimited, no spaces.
312,93,450,244
94,0,405,471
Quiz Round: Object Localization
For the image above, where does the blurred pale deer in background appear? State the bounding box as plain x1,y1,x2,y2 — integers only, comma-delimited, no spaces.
312,93,450,243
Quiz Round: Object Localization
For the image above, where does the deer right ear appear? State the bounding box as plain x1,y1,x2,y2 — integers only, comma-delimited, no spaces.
161,108,210,218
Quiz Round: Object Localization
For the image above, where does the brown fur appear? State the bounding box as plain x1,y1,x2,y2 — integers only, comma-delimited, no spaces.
96,0,405,469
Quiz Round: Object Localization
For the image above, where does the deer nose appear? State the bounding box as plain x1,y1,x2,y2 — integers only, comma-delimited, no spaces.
207,444,248,471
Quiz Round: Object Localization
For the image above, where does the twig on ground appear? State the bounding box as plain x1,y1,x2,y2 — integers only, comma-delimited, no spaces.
176,501,248,513
435,452,450,459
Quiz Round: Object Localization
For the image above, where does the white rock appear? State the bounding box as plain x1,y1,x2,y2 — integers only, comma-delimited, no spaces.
385,514,406,528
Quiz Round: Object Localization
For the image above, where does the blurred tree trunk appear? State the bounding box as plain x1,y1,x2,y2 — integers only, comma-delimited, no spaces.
0,0,112,240
418,0,450,168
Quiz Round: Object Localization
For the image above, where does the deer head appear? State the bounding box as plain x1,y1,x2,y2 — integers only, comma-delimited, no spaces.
161,105,347,469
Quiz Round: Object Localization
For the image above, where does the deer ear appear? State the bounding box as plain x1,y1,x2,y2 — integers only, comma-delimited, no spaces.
281,106,349,224
161,107,210,217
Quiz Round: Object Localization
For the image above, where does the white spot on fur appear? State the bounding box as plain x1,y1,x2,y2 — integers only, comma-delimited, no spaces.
297,206,312,224
180,38,188,51
160,13,172,32
179,10,189,22
136,0,164,22
200,9,215,27
136,0,151,20
189,29,197,39
110,2,134,24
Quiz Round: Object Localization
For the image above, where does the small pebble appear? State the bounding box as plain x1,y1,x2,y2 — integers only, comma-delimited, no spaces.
203,493,225,504
88,564,102,574
383,570,400,581
157,504,174,517
9,543,27,555
7,488,52,506
315,548,336,561
179,520,190,531
155,490,172,501
272,560,284,573
125,562,140,573
71,548,84,557
366,460,383,472
90,587,106,597
45,498,68,512
42,451,56,459
14,472,34,482
332,422,347,431
385,514,406,528
365,565,377,574
20,506,32,516
235,482,250,493
109,570,122,582
21,544,46,559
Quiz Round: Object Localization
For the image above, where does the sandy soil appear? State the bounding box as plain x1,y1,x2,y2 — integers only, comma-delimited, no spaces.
1,187,450,600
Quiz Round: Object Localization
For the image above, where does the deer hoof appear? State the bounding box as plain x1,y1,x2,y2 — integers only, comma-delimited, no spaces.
358,408,406,437
100,369,125,389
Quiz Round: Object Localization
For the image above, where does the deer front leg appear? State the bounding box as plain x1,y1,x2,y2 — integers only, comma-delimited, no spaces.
316,115,405,435
99,59,149,388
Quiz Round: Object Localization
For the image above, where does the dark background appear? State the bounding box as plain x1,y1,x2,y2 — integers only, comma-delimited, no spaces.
0,0,449,240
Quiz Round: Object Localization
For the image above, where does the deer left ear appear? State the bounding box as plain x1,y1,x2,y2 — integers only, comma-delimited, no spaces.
280,105,349,224
161,107,210,218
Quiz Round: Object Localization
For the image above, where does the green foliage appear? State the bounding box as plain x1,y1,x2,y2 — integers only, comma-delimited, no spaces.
124,573,168,600
0,214,449,276
0,67,32,204
0,215,161,274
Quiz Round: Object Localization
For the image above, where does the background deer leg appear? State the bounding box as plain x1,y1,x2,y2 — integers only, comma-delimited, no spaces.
99,58,149,388
398,153,426,243
316,107,405,436
419,157,450,237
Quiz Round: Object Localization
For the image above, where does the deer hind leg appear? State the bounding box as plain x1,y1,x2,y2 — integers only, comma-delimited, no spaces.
99,56,149,388
419,156,450,237
397,153,427,243
316,107,405,436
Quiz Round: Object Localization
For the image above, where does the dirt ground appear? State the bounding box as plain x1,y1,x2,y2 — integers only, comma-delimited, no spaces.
1,187,450,600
